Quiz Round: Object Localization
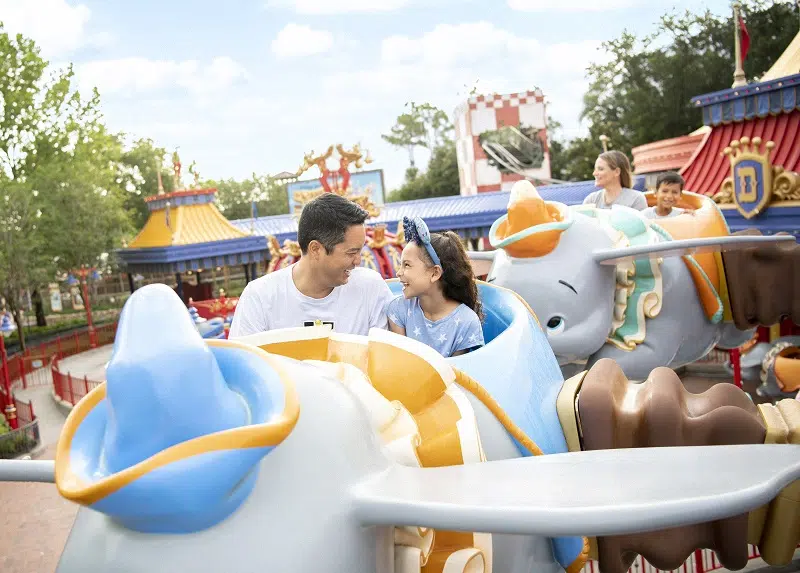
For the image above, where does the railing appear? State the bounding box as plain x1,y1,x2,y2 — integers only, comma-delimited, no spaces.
0,420,41,459
2,321,118,430
14,396,35,425
51,356,103,407
7,321,118,391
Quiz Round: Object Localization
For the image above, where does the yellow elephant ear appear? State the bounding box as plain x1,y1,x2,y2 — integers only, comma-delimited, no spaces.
489,181,570,258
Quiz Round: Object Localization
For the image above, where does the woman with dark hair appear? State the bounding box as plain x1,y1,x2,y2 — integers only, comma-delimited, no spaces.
582,150,647,210
387,216,484,357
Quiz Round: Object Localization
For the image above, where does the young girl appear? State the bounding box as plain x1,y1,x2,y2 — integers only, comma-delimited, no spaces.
387,215,484,357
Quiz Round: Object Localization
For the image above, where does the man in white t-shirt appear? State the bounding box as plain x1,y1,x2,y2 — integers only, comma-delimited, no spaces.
228,193,394,337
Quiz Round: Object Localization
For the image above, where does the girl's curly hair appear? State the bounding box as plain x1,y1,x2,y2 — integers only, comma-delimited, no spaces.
406,225,483,322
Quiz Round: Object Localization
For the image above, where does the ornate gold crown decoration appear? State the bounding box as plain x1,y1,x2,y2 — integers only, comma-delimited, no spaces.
722,136,775,160
294,143,379,216
713,136,800,216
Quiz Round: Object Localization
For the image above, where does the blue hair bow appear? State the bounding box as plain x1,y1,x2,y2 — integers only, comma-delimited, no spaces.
403,216,441,267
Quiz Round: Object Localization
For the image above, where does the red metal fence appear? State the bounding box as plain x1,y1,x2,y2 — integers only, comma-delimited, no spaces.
1,321,118,426
8,322,117,392
51,356,103,406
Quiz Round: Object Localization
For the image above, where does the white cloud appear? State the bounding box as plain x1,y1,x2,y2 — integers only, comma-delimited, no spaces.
382,22,540,67
75,56,248,97
311,22,610,189
271,23,334,59
0,0,96,58
508,0,639,11
265,0,411,14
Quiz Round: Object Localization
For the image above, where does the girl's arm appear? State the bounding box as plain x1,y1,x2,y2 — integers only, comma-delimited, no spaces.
385,295,406,336
388,319,406,336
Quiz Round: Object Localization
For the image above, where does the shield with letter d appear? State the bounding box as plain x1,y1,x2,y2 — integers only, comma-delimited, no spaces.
732,157,772,220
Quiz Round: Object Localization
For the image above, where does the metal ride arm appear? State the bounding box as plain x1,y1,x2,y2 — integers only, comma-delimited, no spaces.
0,459,56,483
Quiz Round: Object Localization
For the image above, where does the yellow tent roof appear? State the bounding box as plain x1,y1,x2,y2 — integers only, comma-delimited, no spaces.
761,30,800,82
128,191,250,249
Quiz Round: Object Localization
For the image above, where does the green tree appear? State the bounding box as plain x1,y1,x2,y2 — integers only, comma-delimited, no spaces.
568,0,797,176
118,139,175,230
382,102,454,170
387,143,460,202
36,125,132,275
206,174,289,221
0,24,132,343
382,105,427,169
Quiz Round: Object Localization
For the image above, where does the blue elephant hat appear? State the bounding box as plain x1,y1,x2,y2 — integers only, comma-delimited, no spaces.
54,284,300,534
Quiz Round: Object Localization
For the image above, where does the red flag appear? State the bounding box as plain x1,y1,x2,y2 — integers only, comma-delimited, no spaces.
739,15,750,63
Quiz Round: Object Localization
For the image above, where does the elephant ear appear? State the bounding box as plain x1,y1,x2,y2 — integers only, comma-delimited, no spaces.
351,444,800,537
466,250,497,277
593,235,796,266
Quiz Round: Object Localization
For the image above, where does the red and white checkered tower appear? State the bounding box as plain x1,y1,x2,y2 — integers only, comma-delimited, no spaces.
454,89,551,195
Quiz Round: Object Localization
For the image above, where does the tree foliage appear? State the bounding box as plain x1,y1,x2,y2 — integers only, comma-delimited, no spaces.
118,139,176,230
551,0,798,181
382,102,454,169
387,143,460,202
0,24,131,344
204,173,289,220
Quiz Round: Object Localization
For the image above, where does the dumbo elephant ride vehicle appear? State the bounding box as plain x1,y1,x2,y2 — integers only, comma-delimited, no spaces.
468,181,799,382
722,335,800,401
2,282,799,573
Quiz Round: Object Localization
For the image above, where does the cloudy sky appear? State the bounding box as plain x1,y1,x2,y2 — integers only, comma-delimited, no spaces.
1,0,733,192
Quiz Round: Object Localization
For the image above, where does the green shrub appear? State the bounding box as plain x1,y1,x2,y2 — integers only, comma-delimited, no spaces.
0,422,39,459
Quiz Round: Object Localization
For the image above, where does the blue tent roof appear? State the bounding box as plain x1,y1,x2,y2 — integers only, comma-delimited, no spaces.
230,178,619,242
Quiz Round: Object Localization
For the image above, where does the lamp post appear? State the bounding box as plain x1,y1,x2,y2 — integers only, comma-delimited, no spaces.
0,312,18,429
599,134,609,153
74,265,98,349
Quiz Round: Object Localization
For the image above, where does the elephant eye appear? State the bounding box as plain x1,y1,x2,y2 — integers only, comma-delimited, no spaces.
546,316,565,334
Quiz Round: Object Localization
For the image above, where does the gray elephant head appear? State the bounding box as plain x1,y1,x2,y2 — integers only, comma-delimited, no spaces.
482,182,617,365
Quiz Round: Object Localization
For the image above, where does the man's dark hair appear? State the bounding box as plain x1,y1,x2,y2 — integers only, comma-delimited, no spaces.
297,193,369,254
656,171,685,191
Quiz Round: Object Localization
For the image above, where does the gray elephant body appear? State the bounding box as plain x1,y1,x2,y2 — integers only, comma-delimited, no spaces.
54,357,561,573
485,208,752,381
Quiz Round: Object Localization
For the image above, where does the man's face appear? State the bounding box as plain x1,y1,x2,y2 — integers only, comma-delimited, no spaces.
316,224,366,288
656,182,682,209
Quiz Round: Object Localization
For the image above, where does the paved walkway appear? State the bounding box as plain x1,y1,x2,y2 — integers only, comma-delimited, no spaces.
13,385,67,450
55,345,113,381
0,444,78,573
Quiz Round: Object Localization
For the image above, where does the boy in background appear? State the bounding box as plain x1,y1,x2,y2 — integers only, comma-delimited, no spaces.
643,172,688,219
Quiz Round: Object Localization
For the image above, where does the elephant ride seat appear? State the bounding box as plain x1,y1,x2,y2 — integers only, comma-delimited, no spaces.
233,281,591,573
643,191,731,324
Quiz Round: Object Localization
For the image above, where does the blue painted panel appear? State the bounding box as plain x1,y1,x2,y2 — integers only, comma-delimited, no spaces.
711,104,722,125
757,93,771,116
745,95,756,119
733,98,745,122
784,86,798,111
722,205,800,236
722,101,734,123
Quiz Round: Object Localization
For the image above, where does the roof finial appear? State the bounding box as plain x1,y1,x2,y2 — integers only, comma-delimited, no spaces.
188,160,200,188
732,2,749,88
172,149,182,191
156,156,165,195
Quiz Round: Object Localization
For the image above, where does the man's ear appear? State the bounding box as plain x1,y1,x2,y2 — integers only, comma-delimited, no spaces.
307,240,323,259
